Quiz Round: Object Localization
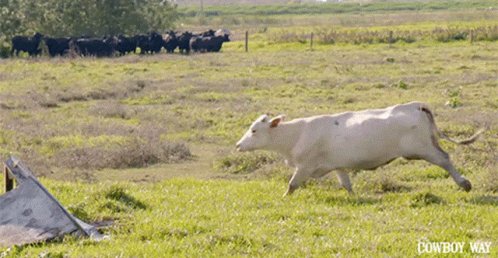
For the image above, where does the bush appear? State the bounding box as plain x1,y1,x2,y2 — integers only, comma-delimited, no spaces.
392,80,408,90
214,152,280,174
377,176,411,193
267,25,498,46
410,191,443,207
445,87,462,108
433,27,468,42
90,102,131,119
53,138,191,170
0,0,178,39
0,41,10,58
355,171,411,193
475,168,498,193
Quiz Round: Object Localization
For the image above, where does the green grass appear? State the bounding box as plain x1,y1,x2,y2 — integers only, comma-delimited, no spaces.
179,0,498,17
1,42,496,169
1,178,497,257
0,3,497,256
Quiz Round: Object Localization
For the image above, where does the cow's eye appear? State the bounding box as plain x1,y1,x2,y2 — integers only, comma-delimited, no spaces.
252,129,256,134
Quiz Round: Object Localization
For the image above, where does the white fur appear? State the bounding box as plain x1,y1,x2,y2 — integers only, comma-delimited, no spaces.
236,102,476,195
215,29,231,37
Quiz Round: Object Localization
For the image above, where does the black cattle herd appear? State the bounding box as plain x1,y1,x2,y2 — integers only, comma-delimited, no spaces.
9,29,231,58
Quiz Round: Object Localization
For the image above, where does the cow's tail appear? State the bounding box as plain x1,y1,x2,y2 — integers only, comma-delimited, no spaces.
419,104,484,145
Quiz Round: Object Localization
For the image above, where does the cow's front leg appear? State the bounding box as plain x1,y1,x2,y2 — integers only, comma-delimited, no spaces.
336,170,353,194
284,167,312,197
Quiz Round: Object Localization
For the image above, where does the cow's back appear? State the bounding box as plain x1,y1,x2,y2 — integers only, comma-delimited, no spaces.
303,102,430,169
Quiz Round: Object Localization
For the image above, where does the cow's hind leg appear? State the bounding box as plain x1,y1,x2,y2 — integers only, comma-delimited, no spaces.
336,171,353,194
422,148,471,192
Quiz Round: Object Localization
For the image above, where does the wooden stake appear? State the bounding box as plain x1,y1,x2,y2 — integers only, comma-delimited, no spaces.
245,31,249,52
310,32,314,50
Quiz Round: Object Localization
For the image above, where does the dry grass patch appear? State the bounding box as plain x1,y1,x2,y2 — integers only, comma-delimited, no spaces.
475,167,498,193
53,139,191,170
89,101,131,119
213,151,280,175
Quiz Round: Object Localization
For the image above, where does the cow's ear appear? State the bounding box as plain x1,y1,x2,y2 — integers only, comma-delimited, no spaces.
270,115,285,128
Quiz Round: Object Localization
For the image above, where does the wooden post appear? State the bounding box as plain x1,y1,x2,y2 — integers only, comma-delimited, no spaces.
4,165,14,192
469,29,474,44
389,30,393,47
245,31,248,52
310,32,314,50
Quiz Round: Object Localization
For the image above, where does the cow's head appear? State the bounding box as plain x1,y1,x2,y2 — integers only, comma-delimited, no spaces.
236,114,285,152
215,29,231,42
34,32,43,40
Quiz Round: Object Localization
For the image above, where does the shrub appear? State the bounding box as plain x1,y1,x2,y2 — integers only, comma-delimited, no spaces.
355,171,411,193
214,152,280,174
410,191,443,207
0,41,10,58
102,185,147,210
53,138,191,170
392,80,408,90
475,168,498,193
445,87,462,108
377,176,411,193
433,27,469,42
267,25,498,46
89,102,131,119
446,97,462,108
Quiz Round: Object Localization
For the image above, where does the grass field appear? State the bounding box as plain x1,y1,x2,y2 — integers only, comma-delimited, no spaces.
1,1,497,257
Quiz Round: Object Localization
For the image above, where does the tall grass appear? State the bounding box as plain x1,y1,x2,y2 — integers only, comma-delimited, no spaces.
179,0,498,17
268,25,498,45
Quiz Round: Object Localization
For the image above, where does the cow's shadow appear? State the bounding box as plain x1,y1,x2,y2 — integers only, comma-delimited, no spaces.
317,194,381,206
467,195,498,206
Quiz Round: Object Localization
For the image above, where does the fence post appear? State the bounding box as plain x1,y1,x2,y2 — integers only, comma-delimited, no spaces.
310,32,314,50
469,29,474,44
389,30,393,47
4,165,14,192
245,31,249,52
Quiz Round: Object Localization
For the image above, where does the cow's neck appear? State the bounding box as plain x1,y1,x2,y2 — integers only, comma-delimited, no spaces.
267,122,301,157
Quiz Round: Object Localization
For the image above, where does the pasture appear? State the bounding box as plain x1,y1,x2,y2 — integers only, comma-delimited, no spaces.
1,1,497,256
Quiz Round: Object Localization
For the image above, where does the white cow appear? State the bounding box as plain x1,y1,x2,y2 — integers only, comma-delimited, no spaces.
235,102,483,196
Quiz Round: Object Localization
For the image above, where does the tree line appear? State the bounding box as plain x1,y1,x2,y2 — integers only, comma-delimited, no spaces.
0,0,179,57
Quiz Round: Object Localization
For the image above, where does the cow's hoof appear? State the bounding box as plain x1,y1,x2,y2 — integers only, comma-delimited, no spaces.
458,179,472,192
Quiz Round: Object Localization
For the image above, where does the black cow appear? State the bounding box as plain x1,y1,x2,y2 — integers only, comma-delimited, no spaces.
190,30,230,53
132,34,147,53
11,32,43,57
189,37,203,53
177,31,193,54
115,35,137,56
136,32,164,54
200,29,215,37
73,37,116,57
189,36,223,53
162,31,178,53
44,37,71,57
215,29,231,43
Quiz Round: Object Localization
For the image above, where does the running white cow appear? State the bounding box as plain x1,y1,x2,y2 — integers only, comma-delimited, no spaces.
235,102,483,196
